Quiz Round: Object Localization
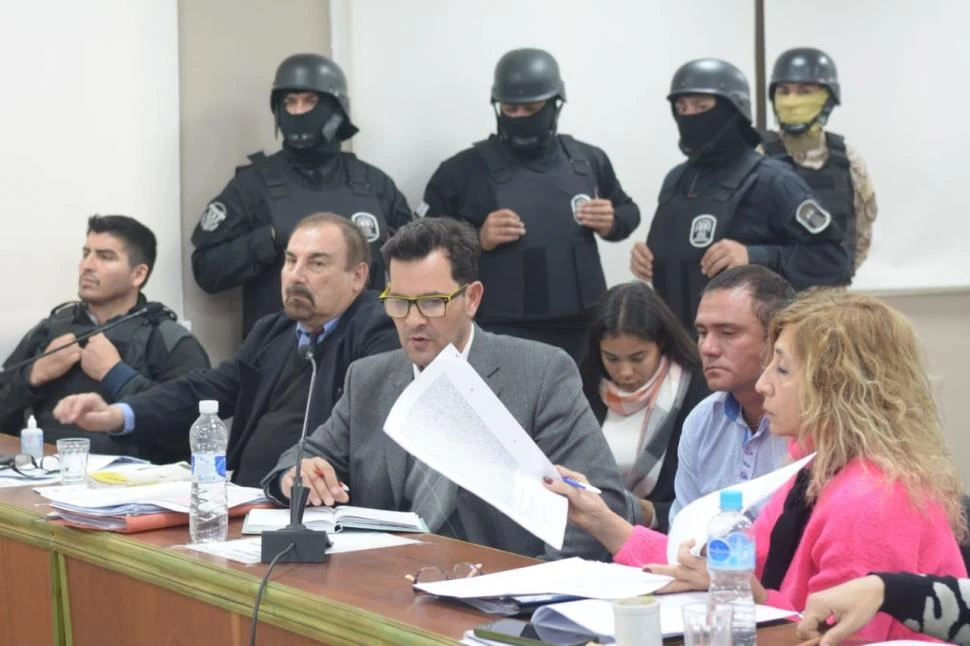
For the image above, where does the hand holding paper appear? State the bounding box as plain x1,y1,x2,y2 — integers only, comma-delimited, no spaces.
666,453,816,564
383,345,568,549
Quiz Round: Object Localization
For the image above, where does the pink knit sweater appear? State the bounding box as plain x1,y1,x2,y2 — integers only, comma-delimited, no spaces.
613,459,967,642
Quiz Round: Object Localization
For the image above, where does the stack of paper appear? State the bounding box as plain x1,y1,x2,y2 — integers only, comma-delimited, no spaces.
241,505,428,535
37,481,270,533
530,592,796,640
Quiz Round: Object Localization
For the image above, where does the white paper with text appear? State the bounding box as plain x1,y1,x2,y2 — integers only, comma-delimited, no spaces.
383,345,567,549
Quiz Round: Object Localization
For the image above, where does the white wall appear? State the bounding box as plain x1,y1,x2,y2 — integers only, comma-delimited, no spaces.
178,0,331,363
344,0,970,292
766,0,970,291
340,0,754,288
0,0,182,358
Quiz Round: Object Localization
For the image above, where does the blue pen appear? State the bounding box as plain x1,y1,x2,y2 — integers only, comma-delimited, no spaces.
562,477,602,495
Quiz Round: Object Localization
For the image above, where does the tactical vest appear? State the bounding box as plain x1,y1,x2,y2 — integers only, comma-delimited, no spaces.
761,131,857,269
472,135,606,322
647,149,764,330
37,301,191,452
245,151,387,331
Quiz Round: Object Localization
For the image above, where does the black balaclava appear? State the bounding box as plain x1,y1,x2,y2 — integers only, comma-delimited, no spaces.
673,100,750,166
497,102,559,156
278,93,344,166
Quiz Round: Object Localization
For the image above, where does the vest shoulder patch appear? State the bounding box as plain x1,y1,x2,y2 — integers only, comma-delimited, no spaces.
689,214,718,248
200,202,227,232
351,212,380,242
795,199,832,234
570,194,591,225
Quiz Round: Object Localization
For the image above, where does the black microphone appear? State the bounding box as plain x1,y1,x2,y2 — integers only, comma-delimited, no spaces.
0,303,169,375
260,337,332,563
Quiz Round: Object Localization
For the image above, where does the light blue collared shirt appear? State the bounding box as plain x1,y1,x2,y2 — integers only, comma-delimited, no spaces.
114,317,342,435
669,391,790,523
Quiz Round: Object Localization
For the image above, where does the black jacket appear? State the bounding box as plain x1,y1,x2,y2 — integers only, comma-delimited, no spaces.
0,295,211,462
423,134,640,323
122,291,399,485
587,369,710,533
191,150,413,336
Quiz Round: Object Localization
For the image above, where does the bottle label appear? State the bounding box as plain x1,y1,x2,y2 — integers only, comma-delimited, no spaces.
708,532,755,570
192,454,227,483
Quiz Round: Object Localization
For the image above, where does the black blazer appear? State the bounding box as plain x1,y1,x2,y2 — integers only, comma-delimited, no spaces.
124,291,399,484
587,368,709,533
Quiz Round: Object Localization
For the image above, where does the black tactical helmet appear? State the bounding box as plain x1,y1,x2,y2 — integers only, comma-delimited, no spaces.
667,58,752,122
491,48,566,104
769,47,841,105
270,53,358,140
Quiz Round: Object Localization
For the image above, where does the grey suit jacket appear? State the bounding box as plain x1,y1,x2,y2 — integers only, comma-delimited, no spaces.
262,327,634,561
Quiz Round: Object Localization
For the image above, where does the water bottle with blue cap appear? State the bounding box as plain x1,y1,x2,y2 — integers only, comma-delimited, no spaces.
707,489,756,646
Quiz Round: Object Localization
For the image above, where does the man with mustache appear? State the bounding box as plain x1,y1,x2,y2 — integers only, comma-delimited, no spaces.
0,215,210,462
262,217,632,560
54,213,398,485
668,265,794,522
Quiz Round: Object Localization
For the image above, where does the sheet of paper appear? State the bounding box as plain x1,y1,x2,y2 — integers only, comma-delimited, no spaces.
459,631,508,646
35,481,266,514
88,461,191,486
532,592,797,639
415,557,671,600
180,532,420,564
383,344,567,549
667,453,816,563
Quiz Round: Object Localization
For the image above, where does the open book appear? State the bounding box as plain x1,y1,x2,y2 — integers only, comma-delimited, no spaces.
241,505,429,535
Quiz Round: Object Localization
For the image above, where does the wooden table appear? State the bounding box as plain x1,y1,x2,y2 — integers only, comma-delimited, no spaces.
0,438,803,645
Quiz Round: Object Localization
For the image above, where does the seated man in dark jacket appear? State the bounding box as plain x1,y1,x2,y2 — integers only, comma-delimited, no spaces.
0,215,210,463
54,213,400,486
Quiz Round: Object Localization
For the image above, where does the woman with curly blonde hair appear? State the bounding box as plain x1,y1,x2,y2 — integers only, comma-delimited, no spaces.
547,289,966,643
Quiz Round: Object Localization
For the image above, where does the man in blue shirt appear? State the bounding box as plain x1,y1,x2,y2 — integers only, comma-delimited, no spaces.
669,265,794,522
52,213,399,486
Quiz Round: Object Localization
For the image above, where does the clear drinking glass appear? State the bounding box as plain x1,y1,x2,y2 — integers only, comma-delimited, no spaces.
56,438,90,486
681,602,733,646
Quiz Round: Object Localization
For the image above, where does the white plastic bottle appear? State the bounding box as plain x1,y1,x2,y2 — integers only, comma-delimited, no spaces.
20,415,43,460
189,400,229,543
707,489,756,646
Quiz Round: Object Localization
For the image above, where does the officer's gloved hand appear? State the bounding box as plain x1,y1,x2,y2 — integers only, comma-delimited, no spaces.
479,209,526,251
630,242,654,281
700,239,749,277
576,199,615,237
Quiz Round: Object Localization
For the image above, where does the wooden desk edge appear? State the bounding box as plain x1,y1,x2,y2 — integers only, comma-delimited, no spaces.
0,499,455,645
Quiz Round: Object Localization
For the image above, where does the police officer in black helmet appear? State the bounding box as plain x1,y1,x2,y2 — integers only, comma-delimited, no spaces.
761,47,878,278
191,53,412,337
630,58,850,330
421,48,640,361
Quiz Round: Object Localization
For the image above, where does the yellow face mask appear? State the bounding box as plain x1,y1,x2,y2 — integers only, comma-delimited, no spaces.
773,89,829,136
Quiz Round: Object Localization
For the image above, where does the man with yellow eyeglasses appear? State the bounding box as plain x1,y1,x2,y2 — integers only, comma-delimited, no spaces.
761,47,878,278
263,217,633,561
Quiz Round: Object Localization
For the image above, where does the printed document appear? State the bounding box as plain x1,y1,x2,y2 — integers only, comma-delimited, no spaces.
383,345,567,549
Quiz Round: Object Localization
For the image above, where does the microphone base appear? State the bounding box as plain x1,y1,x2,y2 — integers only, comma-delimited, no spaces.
260,524,331,563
